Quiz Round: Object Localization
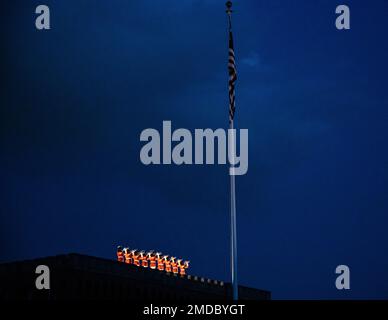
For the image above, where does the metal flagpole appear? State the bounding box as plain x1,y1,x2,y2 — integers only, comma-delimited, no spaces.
230,121,238,301
226,1,238,301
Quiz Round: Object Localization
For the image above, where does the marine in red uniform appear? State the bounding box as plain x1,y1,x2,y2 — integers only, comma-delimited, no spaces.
164,255,172,273
156,252,164,271
147,251,156,269
139,251,148,268
132,249,140,266
116,246,124,263
178,260,190,276
123,247,132,264
170,257,179,274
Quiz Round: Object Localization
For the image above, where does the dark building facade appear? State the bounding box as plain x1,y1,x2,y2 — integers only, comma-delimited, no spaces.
0,253,270,301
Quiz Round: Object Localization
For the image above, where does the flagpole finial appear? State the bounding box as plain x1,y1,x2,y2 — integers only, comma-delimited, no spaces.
226,1,233,14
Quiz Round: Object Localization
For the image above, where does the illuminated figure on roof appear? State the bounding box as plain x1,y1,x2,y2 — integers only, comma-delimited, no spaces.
156,252,164,271
163,255,172,273
139,251,147,268
132,250,140,266
116,246,124,263
170,257,178,274
123,247,131,264
178,259,189,276
148,251,156,269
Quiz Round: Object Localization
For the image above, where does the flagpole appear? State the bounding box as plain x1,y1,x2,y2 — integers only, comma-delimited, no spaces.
230,121,238,301
226,1,238,301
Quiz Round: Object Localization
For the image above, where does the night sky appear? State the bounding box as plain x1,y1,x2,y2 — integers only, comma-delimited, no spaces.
1,1,388,299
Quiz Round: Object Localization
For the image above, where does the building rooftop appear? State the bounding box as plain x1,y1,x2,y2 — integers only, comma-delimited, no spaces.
0,253,270,301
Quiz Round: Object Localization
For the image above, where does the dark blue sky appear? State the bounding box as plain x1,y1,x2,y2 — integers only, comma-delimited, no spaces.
1,1,388,299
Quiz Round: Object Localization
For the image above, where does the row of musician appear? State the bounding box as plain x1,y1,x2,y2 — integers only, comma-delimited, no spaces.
116,246,190,276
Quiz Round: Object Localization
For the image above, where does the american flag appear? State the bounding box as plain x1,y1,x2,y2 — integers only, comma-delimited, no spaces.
228,29,237,122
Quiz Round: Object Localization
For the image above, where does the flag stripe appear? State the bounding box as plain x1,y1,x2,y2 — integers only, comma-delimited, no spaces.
228,31,237,122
